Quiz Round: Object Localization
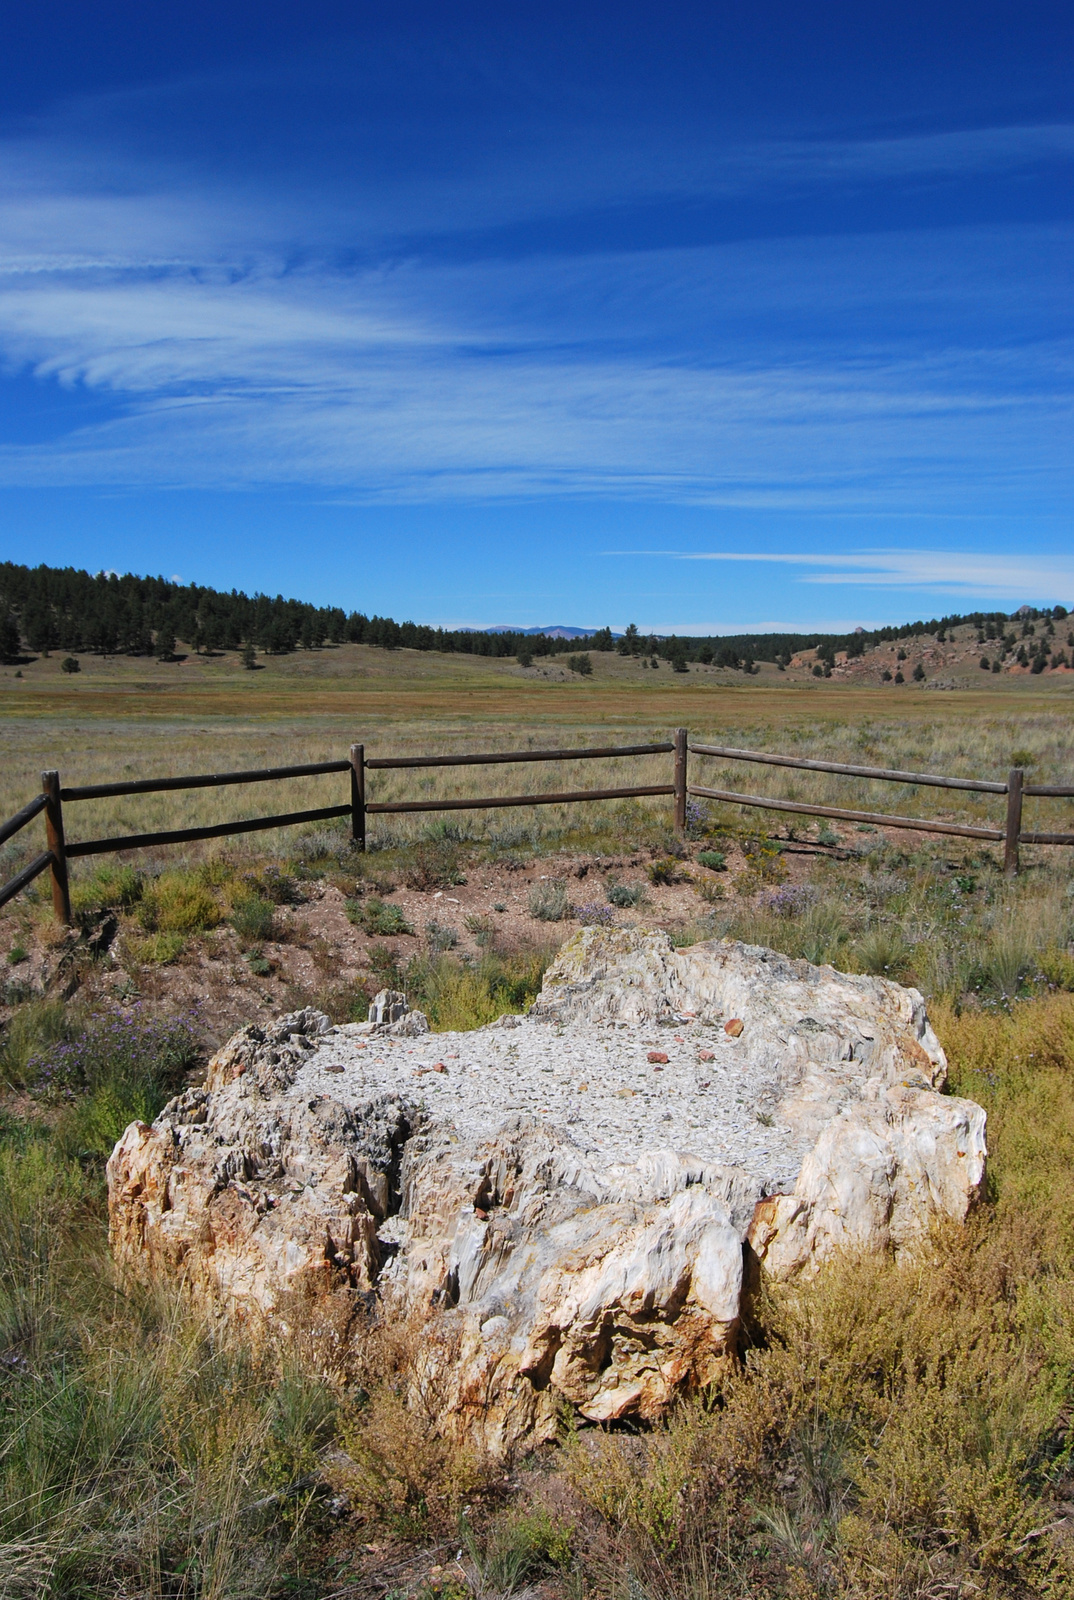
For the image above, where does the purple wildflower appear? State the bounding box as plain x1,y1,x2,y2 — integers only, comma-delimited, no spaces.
576,902,616,926
762,884,817,918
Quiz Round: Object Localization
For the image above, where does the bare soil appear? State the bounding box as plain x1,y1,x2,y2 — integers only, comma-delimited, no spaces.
1,825,907,1049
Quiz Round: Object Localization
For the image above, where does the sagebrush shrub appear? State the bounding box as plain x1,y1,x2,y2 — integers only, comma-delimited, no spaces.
404,839,465,891
528,878,570,920
606,880,647,907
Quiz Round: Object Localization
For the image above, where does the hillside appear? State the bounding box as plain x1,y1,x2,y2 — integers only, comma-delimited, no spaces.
2,559,1071,680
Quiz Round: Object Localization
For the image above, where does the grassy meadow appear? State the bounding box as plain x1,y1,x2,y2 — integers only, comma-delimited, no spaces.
2,638,1072,860
2,641,1074,1596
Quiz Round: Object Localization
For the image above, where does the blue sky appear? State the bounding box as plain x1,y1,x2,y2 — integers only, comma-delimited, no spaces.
0,1,1071,633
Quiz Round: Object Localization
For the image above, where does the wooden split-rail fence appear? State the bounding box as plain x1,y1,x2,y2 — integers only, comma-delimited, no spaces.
2,730,1072,924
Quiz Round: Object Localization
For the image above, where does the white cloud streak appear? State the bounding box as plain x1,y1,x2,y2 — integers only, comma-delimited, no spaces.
605,549,1074,601
0,90,1069,510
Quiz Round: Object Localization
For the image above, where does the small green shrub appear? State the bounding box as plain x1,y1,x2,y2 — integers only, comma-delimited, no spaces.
348,897,414,936
528,878,570,921
567,653,592,675
70,863,144,916
127,930,186,965
231,895,277,943
464,913,497,947
138,872,220,934
696,849,726,872
1039,947,1074,991
647,856,683,886
195,854,240,888
7,943,28,965
366,942,405,988
606,880,647,908
850,925,915,981
740,833,787,886
404,839,465,891
404,949,550,1031
425,919,458,951
461,1504,574,1592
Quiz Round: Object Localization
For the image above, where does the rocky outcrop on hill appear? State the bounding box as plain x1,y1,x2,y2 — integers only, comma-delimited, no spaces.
108,929,986,1453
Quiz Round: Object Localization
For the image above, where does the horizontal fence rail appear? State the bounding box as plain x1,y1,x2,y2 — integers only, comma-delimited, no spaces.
65,805,353,859
1,728,1071,922
366,741,674,770
0,791,47,850
686,784,1005,842
0,850,54,911
61,759,352,802
367,784,675,815
687,742,1009,794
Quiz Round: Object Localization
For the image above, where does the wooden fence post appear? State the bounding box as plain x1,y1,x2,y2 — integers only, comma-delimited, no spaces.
1004,767,1023,876
349,743,366,851
42,769,71,924
674,728,688,834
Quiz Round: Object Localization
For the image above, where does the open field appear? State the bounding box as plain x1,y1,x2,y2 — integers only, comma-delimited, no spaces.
3,643,1073,866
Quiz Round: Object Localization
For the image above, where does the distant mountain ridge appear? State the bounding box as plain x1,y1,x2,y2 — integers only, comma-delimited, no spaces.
483,624,609,638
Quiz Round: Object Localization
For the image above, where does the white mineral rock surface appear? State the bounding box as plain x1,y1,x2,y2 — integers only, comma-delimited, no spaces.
108,927,986,1453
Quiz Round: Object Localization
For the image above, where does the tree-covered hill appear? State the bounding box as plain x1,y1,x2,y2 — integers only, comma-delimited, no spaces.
0,559,1065,672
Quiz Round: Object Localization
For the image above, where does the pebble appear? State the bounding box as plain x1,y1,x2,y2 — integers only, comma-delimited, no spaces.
289,1014,814,1195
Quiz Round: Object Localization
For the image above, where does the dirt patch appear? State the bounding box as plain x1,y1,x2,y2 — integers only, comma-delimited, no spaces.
0,825,860,1050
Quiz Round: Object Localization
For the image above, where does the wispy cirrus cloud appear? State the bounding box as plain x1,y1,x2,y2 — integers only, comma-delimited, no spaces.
0,59,1070,516
605,548,1074,601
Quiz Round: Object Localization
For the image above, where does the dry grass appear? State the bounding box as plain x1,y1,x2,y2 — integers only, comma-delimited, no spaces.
2,657,1072,899
0,1117,333,1598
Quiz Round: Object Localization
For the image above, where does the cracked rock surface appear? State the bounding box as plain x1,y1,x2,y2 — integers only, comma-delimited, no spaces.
108,928,986,1454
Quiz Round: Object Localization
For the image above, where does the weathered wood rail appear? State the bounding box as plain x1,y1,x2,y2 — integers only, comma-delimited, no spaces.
1,729,1070,923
